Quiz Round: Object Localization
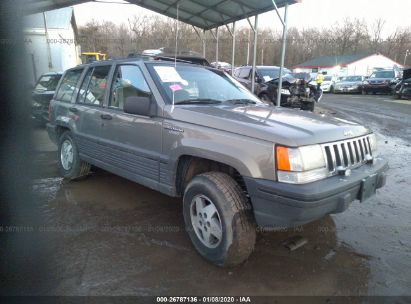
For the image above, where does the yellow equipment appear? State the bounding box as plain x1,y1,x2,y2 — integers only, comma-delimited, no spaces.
81,52,106,64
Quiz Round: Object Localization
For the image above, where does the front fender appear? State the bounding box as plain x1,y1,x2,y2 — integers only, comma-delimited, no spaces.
163,123,275,181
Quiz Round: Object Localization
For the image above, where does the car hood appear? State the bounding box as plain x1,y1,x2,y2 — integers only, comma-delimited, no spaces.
166,104,370,146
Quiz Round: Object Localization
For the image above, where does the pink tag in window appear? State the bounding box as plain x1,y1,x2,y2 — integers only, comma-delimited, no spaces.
170,84,183,91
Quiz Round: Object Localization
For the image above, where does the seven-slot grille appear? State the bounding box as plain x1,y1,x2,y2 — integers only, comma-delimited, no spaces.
321,135,373,173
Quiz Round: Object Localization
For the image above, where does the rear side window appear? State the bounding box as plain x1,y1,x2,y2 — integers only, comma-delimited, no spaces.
55,69,83,102
77,65,111,106
109,65,150,110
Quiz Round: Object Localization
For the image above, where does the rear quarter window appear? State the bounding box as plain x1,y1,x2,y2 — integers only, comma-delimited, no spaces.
55,69,83,102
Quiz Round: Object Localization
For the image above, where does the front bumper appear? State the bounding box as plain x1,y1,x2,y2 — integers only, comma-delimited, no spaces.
363,84,391,93
244,158,388,228
31,108,49,124
321,85,331,92
334,86,361,93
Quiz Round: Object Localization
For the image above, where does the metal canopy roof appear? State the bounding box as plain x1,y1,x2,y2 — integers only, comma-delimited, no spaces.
126,0,299,30
24,0,299,30
24,0,90,15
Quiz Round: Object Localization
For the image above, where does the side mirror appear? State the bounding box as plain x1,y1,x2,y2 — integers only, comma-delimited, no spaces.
124,96,154,116
255,76,262,83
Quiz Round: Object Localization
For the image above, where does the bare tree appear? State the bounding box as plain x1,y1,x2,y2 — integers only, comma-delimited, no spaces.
78,15,411,67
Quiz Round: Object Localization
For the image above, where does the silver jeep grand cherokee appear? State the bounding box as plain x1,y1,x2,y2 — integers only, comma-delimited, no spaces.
47,56,388,267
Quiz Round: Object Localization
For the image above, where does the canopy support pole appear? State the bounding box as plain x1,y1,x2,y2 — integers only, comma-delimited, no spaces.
276,2,289,107
193,26,206,58
202,29,206,57
226,22,236,75
247,16,258,94
210,27,219,65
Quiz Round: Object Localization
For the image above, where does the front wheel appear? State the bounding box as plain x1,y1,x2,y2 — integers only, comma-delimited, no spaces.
362,89,368,95
301,102,315,112
393,93,401,99
259,93,274,105
58,131,91,180
183,172,256,267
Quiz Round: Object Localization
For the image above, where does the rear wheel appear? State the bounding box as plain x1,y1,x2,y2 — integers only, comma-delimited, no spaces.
58,131,90,180
183,172,256,267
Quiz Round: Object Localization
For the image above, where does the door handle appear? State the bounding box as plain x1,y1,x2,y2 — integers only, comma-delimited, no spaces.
100,114,112,120
69,107,78,113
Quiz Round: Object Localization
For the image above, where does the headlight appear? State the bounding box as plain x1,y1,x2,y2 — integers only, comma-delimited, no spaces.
363,81,369,85
280,88,291,95
276,145,328,184
368,133,378,156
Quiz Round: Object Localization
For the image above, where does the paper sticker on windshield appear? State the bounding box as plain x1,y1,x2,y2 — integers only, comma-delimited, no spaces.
154,66,186,84
169,84,182,92
263,76,272,82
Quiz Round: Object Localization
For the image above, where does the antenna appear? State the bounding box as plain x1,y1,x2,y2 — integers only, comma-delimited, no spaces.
172,2,180,109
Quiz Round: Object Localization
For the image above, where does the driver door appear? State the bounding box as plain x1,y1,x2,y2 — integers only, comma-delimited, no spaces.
98,64,162,187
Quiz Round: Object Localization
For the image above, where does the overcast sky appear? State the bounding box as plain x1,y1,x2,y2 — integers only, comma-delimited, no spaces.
74,0,411,36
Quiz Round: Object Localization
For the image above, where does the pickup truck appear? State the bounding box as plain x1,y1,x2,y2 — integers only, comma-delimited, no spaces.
47,56,388,267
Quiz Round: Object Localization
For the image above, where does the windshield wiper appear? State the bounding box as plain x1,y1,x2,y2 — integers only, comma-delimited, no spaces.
225,99,257,105
174,98,222,105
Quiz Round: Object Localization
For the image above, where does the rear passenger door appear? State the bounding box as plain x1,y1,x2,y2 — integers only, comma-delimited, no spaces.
98,64,162,186
74,64,113,159
52,68,84,131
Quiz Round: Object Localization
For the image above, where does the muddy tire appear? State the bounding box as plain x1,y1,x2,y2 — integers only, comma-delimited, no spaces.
259,93,273,105
58,131,90,180
183,172,256,267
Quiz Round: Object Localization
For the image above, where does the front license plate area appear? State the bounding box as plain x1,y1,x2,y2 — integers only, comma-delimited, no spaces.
359,174,378,202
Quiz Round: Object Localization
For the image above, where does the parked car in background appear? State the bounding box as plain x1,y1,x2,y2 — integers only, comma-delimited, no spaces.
233,65,291,94
320,75,337,93
47,56,387,267
259,72,323,111
334,75,366,94
211,61,232,73
31,72,62,125
393,67,411,99
362,69,399,95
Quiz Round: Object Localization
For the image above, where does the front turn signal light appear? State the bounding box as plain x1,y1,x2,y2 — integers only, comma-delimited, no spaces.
276,146,291,171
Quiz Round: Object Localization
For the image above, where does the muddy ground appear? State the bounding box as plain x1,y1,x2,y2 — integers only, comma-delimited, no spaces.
3,94,411,297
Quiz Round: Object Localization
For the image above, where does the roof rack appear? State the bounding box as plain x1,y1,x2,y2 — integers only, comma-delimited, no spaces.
127,53,196,64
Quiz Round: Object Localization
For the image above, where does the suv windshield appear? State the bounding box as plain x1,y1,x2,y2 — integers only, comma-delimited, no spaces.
370,71,395,78
34,74,62,91
324,76,332,81
258,67,291,81
148,64,261,105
